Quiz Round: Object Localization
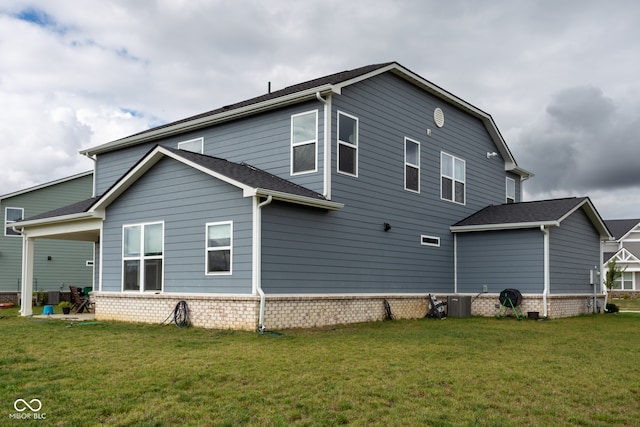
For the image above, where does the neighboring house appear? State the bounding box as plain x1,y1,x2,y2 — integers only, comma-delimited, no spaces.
0,172,94,303
603,219,640,294
13,62,612,329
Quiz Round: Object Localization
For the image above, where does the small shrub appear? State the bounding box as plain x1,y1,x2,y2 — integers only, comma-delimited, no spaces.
623,293,631,300
606,303,619,313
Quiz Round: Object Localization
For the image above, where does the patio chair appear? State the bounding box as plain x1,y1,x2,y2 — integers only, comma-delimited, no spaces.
69,286,94,314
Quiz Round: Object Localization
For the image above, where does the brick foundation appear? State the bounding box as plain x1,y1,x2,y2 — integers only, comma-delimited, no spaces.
92,292,606,330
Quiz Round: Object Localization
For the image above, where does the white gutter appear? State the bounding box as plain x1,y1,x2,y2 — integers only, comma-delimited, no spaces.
451,220,560,233
315,91,332,199
254,195,273,333
541,225,550,318
252,189,343,211
453,233,458,293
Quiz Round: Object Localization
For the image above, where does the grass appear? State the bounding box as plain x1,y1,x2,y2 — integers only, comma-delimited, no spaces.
1,307,639,426
611,296,640,311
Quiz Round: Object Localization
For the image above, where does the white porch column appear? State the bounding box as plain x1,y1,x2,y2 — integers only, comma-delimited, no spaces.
19,235,35,316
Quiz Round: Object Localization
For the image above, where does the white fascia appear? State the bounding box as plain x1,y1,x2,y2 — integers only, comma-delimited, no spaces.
450,221,559,233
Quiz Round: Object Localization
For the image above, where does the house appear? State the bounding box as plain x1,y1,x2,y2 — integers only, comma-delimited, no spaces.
451,197,611,317
0,171,94,304
603,219,640,296
13,62,611,329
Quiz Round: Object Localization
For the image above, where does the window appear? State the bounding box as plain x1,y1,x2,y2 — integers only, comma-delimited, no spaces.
614,272,633,290
178,137,204,153
291,111,317,174
506,178,516,204
337,112,358,176
441,152,465,204
122,222,163,292
4,207,23,236
405,138,420,192
421,235,440,247
206,221,232,274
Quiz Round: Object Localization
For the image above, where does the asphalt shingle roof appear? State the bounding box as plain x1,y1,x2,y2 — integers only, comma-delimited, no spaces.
604,219,640,240
21,196,100,222
452,197,590,227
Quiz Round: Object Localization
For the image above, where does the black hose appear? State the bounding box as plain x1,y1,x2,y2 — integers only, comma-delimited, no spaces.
160,300,191,328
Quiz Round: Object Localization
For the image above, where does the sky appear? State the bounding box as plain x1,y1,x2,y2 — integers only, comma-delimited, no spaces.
1,0,639,219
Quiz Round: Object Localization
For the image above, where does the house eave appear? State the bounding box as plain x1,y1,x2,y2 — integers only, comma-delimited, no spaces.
451,221,559,233
252,188,344,210
12,211,103,229
80,85,339,156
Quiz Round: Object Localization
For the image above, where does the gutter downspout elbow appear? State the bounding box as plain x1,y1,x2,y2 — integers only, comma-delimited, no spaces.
541,225,550,318
256,195,272,333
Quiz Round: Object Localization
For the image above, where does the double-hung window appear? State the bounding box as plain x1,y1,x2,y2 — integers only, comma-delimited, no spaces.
206,221,232,274
291,111,318,174
614,272,633,290
123,222,163,292
506,177,516,204
4,207,23,236
441,152,465,204
405,138,420,192
337,112,358,176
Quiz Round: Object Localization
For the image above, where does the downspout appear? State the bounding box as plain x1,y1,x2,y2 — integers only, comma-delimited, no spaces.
316,91,331,199
83,152,97,197
541,225,550,318
453,233,458,293
255,195,273,333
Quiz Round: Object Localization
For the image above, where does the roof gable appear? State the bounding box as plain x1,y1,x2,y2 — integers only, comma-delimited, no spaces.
604,219,640,241
451,197,612,239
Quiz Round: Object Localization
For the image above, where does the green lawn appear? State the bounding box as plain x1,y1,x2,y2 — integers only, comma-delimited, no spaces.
611,296,640,311
1,307,639,426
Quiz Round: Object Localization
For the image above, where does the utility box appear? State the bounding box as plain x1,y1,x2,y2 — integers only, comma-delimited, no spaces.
447,295,472,318
47,291,61,305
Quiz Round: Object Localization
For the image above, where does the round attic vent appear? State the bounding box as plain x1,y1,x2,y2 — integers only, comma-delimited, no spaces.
434,107,445,128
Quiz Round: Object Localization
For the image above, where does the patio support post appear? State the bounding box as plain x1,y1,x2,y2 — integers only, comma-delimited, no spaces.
20,235,35,316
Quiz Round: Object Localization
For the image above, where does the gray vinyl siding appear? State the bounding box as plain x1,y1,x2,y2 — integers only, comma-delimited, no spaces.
0,174,94,292
100,157,253,294
94,101,326,196
456,229,544,294
549,208,601,293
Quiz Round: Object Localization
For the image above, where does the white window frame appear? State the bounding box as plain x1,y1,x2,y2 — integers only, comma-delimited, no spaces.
421,235,441,247
178,137,204,153
441,152,466,205
290,110,318,175
506,177,516,204
122,221,164,292
405,138,420,193
337,111,359,177
206,221,233,275
614,271,633,290
4,207,23,237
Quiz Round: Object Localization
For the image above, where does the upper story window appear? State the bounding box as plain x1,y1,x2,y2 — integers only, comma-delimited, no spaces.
404,138,420,192
441,152,465,204
123,222,164,292
506,177,516,204
178,137,204,153
206,221,232,275
291,110,318,175
337,112,358,176
4,207,23,237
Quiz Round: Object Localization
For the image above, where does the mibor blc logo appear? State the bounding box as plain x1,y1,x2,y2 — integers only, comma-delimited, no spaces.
9,398,46,420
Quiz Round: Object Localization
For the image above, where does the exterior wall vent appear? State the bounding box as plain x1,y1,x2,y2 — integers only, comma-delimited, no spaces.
434,107,445,128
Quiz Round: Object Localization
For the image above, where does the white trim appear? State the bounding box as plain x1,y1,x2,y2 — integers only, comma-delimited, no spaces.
337,111,359,177
205,220,233,276
506,177,516,203
451,221,560,233
290,110,318,175
122,221,164,292
404,137,420,193
178,137,204,153
322,94,332,198
440,151,465,205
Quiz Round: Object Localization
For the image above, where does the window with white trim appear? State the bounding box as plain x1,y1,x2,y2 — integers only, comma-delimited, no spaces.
441,152,465,204
291,111,317,174
4,207,23,236
206,221,232,274
178,137,204,153
614,272,633,290
421,235,440,247
337,111,358,176
506,177,516,204
123,222,163,292
405,138,420,192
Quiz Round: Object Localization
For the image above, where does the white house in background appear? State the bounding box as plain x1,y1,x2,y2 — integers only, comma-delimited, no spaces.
603,219,640,293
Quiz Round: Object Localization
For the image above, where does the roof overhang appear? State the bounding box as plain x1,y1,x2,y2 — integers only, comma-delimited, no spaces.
451,220,560,233
14,213,102,241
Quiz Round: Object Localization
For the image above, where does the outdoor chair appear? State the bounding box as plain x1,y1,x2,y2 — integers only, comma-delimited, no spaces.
69,286,94,314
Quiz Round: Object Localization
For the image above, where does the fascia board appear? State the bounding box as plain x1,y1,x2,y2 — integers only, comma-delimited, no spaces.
451,221,559,233
12,212,102,230
253,188,344,211
81,85,338,156
618,222,640,242
558,199,612,240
